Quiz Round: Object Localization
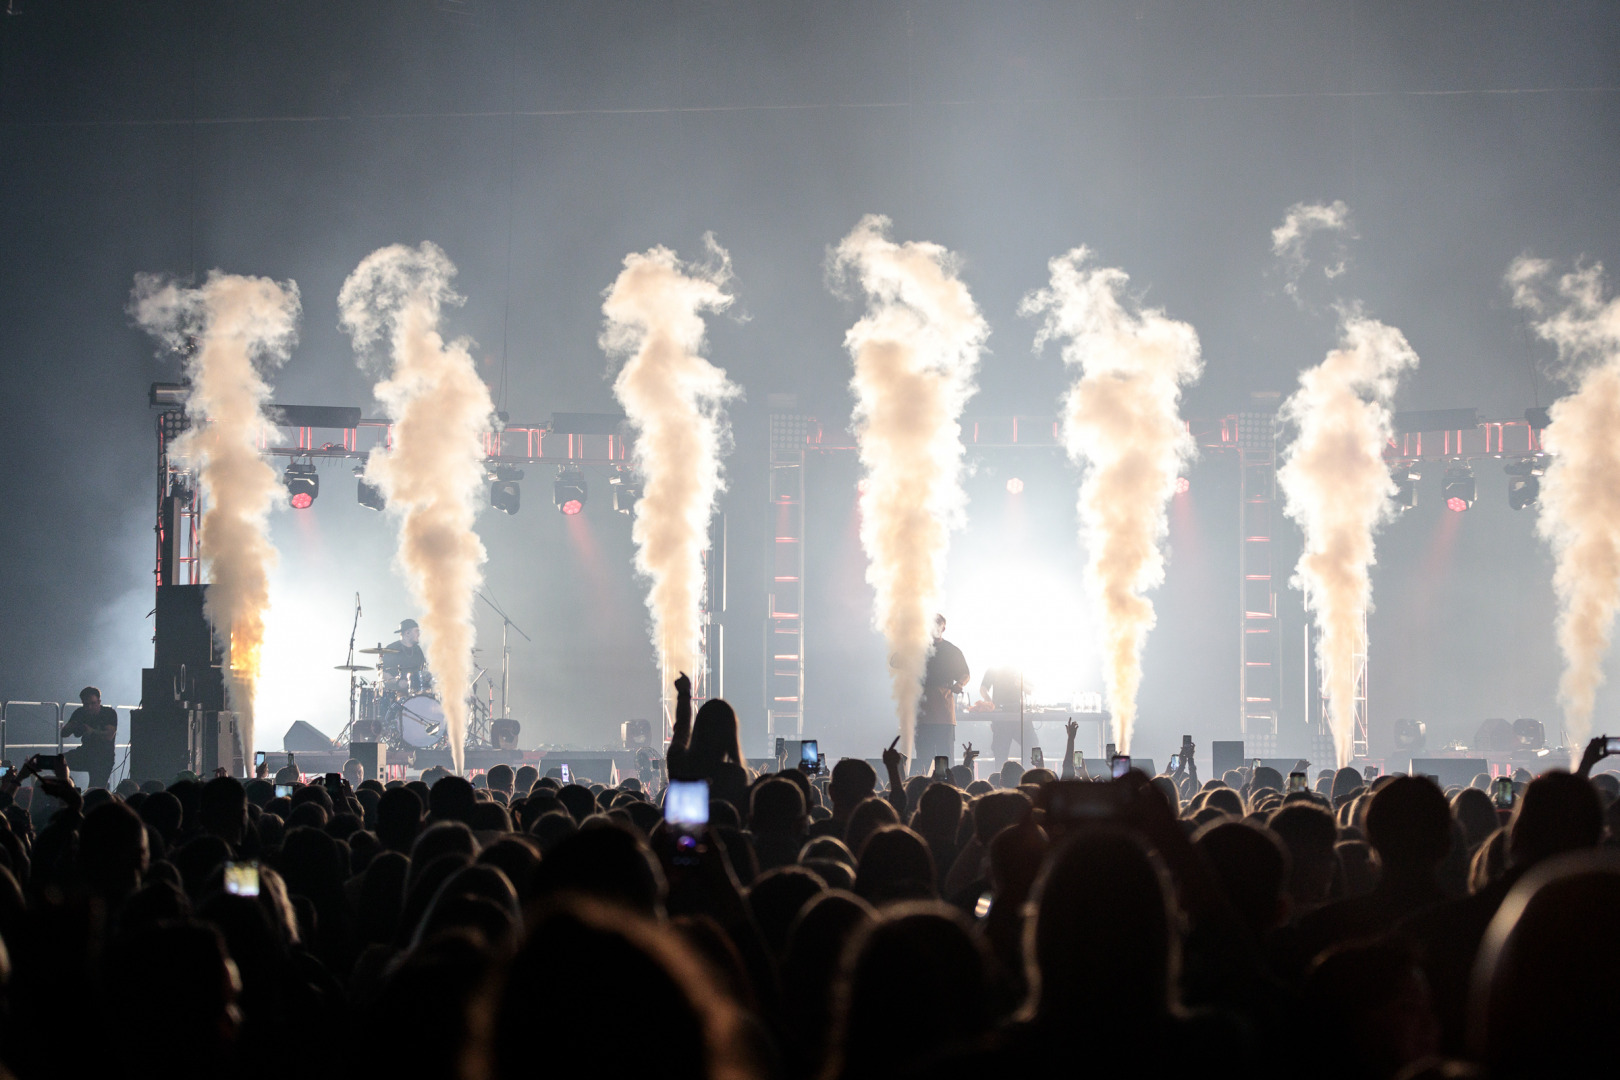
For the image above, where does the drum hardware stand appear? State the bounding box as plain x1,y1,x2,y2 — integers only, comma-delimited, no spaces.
477,591,530,721
466,668,494,748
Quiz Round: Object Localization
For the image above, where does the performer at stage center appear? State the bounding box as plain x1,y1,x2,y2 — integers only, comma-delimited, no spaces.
62,685,118,790
915,614,969,772
381,618,429,687
977,663,1030,764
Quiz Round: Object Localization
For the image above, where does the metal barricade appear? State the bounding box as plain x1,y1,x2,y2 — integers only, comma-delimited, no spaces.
0,701,63,761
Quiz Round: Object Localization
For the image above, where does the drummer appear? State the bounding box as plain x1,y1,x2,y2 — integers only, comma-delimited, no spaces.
381,618,430,692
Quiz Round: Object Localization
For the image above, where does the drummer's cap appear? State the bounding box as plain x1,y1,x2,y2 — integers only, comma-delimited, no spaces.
398,618,419,633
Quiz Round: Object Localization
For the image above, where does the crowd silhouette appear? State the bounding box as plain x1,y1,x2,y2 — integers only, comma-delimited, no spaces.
0,679,1614,1080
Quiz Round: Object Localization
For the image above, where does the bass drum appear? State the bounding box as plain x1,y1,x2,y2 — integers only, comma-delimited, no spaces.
395,695,444,748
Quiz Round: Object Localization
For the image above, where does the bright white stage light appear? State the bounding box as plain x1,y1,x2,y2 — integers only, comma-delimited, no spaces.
946,557,1098,710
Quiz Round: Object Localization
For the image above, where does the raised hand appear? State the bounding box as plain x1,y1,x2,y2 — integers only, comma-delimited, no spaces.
882,736,906,774
1066,718,1078,740
1578,735,1609,778
673,671,692,698
961,742,979,762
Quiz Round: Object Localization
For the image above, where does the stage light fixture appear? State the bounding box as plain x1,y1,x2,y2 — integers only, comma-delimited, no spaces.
1505,458,1544,511
611,473,643,514
1393,718,1426,751
1512,717,1546,751
1174,476,1190,495
1006,477,1025,494
1442,464,1475,513
283,460,319,509
553,467,587,516
1392,465,1419,511
489,466,524,516
354,466,386,512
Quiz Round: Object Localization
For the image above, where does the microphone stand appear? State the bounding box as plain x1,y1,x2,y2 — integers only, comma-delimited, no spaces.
341,594,361,744
1019,668,1026,766
478,591,530,721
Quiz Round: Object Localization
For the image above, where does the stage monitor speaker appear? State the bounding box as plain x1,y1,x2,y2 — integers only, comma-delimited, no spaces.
1212,741,1245,777
131,706,195,783
283,721,333,753
348,741,385,781
1409,757,1489,790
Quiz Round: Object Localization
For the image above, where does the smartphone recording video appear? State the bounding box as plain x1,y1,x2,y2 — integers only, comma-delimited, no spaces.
665,779,710,830
799,740,819,773
932,755,950,779
1167,753,1181,774
1110,755,1132,779
1493,776,1515,810
1043,779,1126,824
1031,747,1045,769
274,784,293,799
1606,736,1620,756
254,751,266,769
1287,771,1308,794
559,764,572,785
224,861,260,897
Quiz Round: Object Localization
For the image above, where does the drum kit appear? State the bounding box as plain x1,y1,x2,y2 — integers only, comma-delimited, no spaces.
337,646,500,753
334,597,502,756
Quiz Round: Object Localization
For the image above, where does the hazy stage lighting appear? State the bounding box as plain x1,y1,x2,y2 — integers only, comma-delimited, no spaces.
490,466,524,516
1393,718,1426,751
1006,477,1024,494
283,460,319,510
1392,465,1419,511
611,472,642,514
554,466,587,516
1442,464,1475,512
1505,458,1544,511
355,469,386,512
1174,476,1190,495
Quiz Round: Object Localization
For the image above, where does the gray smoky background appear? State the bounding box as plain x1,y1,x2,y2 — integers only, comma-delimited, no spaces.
2,3,1617,759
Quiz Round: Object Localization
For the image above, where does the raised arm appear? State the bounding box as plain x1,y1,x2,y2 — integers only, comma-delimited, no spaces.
1061,719,1078,780
666,672,694,768
1577,735,1611,779
882,737,908,816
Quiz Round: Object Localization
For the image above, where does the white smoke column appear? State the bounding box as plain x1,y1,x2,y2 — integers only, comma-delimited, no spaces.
1273,200,1353,300
831,215,985,758
1277,314,1417,766
1021,248,1202,754
1509,257,1620,761
600,238,738,703
339,243,493,775
131,272,301,766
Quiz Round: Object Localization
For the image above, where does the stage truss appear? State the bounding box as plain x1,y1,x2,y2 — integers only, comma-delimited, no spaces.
770,406,1549,759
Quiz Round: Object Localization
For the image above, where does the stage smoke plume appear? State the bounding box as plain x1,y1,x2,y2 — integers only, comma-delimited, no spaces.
1277,314,1417,767
1022,248,1202,754
1273,200,1353,300
132,271,302,764
339,242,493,775
1509,257,1620,762
832,215,985,758
601,238,738,706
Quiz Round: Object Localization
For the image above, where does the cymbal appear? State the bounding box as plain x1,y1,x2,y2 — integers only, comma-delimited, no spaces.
359,646,400,655
334,664,373,671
